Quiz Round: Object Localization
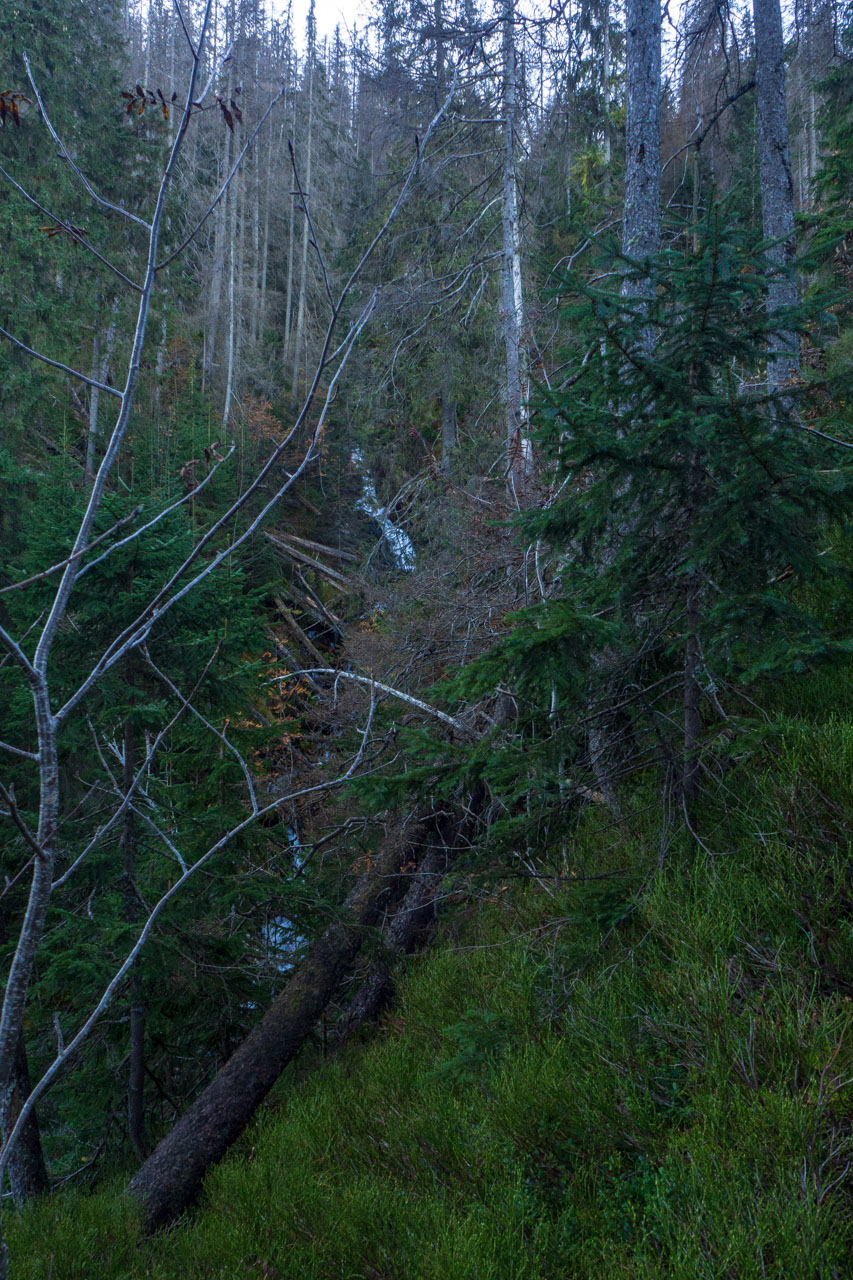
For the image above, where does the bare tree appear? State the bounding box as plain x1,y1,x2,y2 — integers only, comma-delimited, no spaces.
501,0,532,502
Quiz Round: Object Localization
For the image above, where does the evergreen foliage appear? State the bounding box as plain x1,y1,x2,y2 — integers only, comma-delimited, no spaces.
371,205,853,865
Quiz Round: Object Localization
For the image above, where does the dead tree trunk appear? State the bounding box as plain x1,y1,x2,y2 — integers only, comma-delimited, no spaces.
501,0,530,503
622,0,661,299
334,846,450,1048
123,668,146,1161
128,820,424,1230
439,381,456,478
291,43,314,397
753,0,799,390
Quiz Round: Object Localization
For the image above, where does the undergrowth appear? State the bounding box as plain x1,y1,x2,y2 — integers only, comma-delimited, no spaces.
9,678,853,1279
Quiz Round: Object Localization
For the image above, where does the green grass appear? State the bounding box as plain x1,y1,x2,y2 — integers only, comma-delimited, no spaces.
9,695,853,1279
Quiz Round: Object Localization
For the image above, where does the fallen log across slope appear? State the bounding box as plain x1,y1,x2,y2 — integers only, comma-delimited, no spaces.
127,809,468,1231
333,840,457,1051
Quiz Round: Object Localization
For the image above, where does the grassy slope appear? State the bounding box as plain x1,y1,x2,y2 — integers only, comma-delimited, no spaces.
10,675,853,1279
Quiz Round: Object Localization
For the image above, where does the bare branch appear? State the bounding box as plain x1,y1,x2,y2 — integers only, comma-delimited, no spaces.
0,325,123,398
156,84,286,272
0,784,45,861
0,742,38,763
277,669,466,732
197,40,235,107
143,648,259,815
77,445,235,580
52,640,223,892
0,162,142,291
0,507,141,597
173,0,197,56
288,140,335,312
23,52,152,231
0,620,39,686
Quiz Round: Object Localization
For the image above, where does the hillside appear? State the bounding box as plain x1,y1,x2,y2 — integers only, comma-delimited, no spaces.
10,668,853,1278
2,0,853,1276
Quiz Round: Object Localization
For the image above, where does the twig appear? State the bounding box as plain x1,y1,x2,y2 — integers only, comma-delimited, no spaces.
143,647,259,815
0,784,45,860
0,162,141,291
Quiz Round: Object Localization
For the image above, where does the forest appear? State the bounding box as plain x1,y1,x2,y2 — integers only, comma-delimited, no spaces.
0,0,852,1275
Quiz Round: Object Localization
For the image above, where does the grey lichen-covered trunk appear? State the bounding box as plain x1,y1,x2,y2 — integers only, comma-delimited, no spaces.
622,0,661,278
753,0,799,390
501,0,531,502
586,0,663,817
291,46,315,396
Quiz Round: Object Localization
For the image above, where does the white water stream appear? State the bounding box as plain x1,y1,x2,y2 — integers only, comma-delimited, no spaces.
352,449,416,571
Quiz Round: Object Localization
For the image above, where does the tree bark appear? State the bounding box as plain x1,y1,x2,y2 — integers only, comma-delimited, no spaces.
123,658,146,1160
753,0,799,390
501,0,530,502
622,0,661,282
128,820,424,1230
5,1035,49,1205
333,844,450,1049
291,34,315,397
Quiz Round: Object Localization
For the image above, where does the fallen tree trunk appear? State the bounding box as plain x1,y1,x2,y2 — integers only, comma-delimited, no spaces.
128,819,425,1231
334,846,450,1049
334,796,483,1049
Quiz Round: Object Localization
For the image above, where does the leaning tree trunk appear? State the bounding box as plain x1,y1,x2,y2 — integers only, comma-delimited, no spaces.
333,798,481,1048
128,819,425,1231
334,847,449,1049
753,0,799,391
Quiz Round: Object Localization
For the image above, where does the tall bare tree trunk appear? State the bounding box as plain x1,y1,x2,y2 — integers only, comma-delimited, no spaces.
123,666,146,1160
86,302,119,482
291,40,315,397
587,0,662,816
204,119,232,394
622,0,661,280
501,1,529,503
222,119,239,429
753,0,799,390
283,57,298,360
